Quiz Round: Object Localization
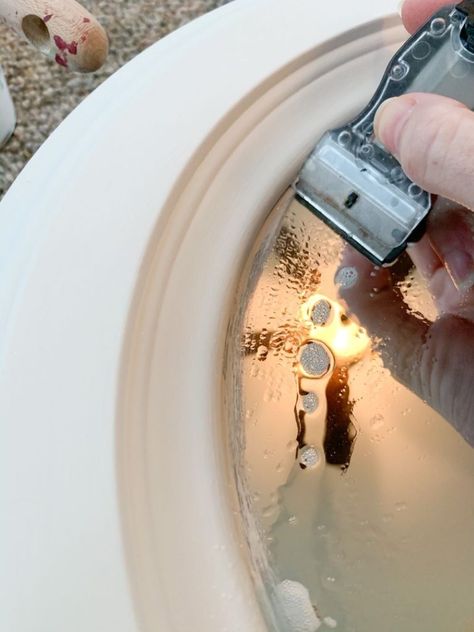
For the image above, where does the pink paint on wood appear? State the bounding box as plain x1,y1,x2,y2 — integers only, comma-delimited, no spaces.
55,53,68,68
54,35,67,51
67,41,78,55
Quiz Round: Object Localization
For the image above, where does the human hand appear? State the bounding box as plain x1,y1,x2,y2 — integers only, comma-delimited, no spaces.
338,0,474,445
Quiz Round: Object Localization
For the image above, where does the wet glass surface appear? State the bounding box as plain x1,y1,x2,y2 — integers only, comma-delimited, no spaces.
225,190,474,632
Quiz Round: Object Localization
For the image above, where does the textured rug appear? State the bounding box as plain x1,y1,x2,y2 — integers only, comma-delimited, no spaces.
0,0,228,198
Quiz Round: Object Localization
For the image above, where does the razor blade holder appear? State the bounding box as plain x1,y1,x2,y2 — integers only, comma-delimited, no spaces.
295,1,474,265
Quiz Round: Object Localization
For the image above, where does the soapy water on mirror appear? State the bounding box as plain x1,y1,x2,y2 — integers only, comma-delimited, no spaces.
228,195,474,632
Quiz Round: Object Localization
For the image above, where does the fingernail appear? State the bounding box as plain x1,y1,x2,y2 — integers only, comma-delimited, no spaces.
374,96,417,155
445,250,474,291
397,0,404,17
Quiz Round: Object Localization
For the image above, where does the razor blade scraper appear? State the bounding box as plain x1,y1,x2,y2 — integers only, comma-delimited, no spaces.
294,1,474,265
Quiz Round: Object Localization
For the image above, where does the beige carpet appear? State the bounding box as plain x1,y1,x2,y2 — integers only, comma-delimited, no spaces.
0,0,228,198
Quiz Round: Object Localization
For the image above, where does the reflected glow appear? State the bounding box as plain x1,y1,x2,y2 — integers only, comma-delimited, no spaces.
330,324,368,360
300,294,370,365
227,195,474,632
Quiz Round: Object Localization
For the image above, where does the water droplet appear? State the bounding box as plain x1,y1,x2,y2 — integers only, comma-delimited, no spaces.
303,392,319,413
299,445,321,469
311,299,331,326
257,345,268,361
323,576,337,590
369,413,384,429
300,342,331,377
335,266,358,289
287,439,298,452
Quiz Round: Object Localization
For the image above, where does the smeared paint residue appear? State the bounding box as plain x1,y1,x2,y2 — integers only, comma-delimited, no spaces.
54,35,67,51
55,53,68,68
43,14,53,22
53,35,78,65
83,17,91,23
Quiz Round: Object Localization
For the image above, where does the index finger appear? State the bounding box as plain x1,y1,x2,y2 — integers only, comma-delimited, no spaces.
401,0,460,33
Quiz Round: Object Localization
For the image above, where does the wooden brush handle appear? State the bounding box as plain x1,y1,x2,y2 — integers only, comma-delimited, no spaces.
0,0,108,72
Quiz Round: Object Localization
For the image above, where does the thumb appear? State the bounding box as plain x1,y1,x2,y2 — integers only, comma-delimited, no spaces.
374,93,474,210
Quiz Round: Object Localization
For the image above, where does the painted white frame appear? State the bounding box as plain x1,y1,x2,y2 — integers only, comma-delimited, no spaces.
0,1,402,630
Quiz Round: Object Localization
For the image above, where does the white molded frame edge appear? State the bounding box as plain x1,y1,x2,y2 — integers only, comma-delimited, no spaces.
0,1,401,631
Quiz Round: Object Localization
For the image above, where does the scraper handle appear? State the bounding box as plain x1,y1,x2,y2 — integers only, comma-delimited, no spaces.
0,0,108,72
295,0,474,265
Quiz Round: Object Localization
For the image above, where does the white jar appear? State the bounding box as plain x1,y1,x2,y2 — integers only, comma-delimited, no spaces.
0,66,16,149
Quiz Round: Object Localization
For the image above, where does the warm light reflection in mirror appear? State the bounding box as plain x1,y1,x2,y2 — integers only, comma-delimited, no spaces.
226,193,474,632
300,294,370,366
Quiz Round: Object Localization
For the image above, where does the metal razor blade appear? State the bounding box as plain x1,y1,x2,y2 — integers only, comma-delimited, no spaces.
294,0,474,265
